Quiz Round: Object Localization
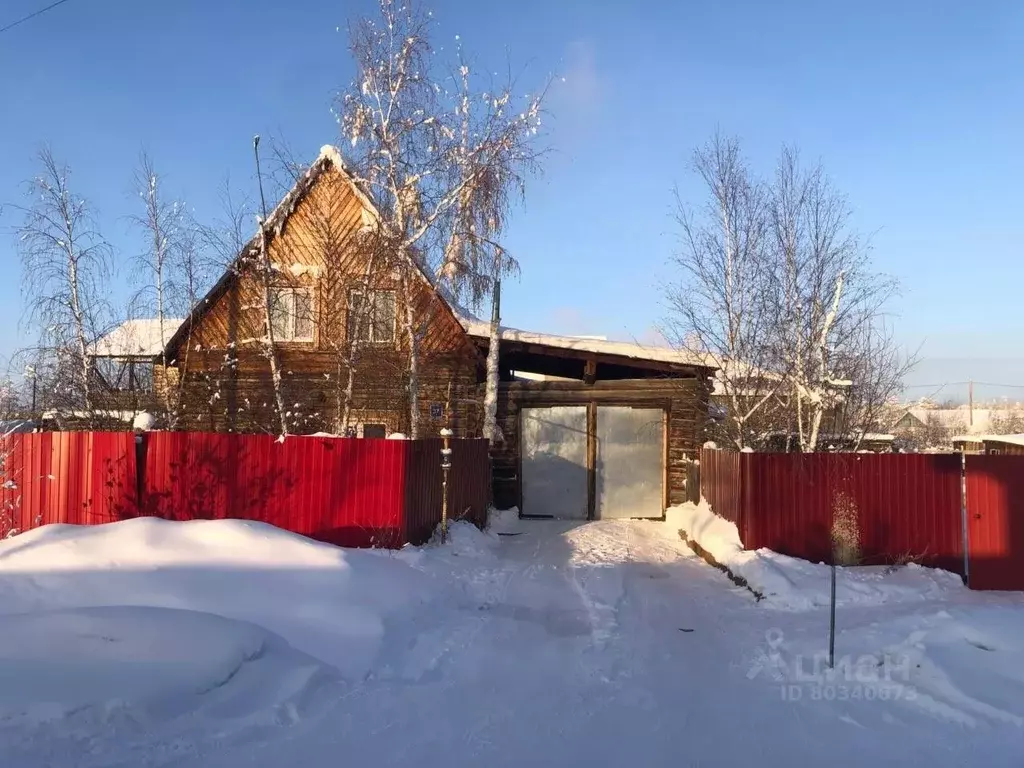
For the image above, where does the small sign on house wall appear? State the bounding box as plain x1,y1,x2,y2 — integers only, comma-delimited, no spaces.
430,403,443,420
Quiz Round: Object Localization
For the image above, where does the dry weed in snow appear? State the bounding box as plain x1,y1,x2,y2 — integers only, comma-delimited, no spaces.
831,491,861,566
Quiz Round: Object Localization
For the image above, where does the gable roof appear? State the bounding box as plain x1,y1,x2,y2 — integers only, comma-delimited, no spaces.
163,145,461,360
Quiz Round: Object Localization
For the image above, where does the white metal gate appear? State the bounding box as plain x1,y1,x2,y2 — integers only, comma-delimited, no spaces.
595,406,664,519
521,406,588,519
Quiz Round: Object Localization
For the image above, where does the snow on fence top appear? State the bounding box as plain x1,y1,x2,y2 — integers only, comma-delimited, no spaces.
90,319,186,358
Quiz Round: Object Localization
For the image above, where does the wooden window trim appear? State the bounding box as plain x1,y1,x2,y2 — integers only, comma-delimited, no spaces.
270,286,315,344
347,288,397,345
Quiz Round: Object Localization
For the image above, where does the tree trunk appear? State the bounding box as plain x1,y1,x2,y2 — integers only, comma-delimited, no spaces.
482,280,501,444
399,264,420,439
338,250,379,435
66,253,94,424
256,222,289,437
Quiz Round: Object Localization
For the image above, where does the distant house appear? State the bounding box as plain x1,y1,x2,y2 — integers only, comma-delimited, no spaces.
952,434,1024,456
895,407,986,447
895,406,1024,450
143,145,716,518
981,435,1024,455
951,435,985,454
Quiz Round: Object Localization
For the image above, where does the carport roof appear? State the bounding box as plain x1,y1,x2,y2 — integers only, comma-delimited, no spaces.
452,307,716,374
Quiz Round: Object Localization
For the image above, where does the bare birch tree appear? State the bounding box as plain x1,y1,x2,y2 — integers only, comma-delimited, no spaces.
767,148,900,452
125,153,190,425
129,153,180,369
195,179,253,431
337,0,546,437
664,133,780,449
832,322,916,449
16,147,112,427
668,137,909,453
249,135,289,437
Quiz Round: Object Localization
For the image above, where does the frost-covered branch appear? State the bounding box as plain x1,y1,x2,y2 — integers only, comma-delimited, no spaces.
16,147,112,427
336,0,548,436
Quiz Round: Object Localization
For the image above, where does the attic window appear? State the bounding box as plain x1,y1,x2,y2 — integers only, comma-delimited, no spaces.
270,287,314,342
348,289,396,344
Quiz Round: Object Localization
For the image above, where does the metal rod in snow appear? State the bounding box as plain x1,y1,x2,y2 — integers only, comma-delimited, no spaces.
829,563,836,668
440,428,454,543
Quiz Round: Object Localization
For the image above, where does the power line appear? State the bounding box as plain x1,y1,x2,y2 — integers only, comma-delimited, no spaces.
903,381,1024,390
0,0,75,35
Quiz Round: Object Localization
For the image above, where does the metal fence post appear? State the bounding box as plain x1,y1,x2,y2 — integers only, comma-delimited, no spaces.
440,428,453,543
960,451,970,587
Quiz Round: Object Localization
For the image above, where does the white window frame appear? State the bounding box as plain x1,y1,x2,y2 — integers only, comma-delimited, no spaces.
270,287,315,343
348,289,397,344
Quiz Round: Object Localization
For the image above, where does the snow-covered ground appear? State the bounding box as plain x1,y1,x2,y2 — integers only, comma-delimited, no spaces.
669,499,965,610
1,512,1023,766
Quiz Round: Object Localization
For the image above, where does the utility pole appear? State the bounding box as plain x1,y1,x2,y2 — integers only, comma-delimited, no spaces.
969,379,974,427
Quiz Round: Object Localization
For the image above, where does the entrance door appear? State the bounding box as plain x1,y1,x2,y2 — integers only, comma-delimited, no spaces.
521,406,588,518
596,406,664,519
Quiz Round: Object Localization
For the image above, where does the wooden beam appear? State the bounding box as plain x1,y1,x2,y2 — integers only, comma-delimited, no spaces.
500,378,698,393
584,359,597,385
473,337,709,376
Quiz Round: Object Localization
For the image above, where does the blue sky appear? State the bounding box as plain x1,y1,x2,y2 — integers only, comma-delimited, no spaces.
1,0,1023,402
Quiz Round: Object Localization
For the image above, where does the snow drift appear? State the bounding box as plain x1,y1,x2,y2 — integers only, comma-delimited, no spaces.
0,605,333,728
667,500,964,610
0,517,436,675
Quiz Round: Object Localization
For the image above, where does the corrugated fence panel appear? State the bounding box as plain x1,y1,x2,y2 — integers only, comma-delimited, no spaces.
965,456,1024,590
450,439,491,530
698,449,743,526
403,438,490,545
742,453,964,572
404,439,444,545
142,433,408,548
0,432,137,536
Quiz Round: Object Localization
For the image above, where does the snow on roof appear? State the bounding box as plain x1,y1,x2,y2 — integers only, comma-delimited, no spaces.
90,319,185,358
902,407,998,434
970,433,1024,447
451,306,712,369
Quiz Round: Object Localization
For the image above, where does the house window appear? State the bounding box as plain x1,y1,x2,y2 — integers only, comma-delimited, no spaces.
348,289,396,343
270,288,314,342
361,423,387,438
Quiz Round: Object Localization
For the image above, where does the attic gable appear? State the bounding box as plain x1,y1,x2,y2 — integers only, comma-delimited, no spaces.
163,145,468,360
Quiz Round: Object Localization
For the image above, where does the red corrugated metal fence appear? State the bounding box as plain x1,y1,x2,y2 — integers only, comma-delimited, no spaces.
141,433,411,548
403,438,491,544
698,449,743,527
0,432,138,536
698,448,1024,588
964,455,1024,590
1,432,490,548
738,452,964,574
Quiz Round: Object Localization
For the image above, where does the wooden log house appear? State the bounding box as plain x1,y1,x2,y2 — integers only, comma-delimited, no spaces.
147,145,716,519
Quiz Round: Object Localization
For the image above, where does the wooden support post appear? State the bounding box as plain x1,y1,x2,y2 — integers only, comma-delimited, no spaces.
584,358,597,386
